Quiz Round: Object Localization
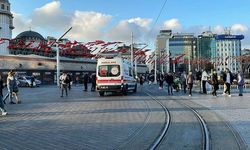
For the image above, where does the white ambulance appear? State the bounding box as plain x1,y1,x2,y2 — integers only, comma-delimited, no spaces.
96,55,137,96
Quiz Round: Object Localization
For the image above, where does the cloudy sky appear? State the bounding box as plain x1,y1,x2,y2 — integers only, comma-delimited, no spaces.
11,0,250,48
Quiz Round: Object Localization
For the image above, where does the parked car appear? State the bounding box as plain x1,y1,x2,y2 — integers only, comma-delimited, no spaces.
17,76,41,87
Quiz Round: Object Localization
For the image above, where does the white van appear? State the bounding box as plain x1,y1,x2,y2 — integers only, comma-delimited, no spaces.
96,56,137,96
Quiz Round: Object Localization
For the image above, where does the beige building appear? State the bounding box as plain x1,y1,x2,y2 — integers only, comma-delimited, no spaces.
155,30,172,73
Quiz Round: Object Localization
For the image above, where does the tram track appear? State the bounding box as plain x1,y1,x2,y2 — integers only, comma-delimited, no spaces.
179,95,248,150
145,89,210,150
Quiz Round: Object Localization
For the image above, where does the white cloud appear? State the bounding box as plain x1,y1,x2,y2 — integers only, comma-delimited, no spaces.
163,18,182,31
68,11,112,41
231,24,248,33
12,12,32,37
212,25,224,34
107,18,151,43
127,18,152,28
31,1,70,30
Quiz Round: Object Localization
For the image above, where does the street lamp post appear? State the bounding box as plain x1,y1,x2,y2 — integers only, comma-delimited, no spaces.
154,50,157,84
54,27,72,86
131,32,134,78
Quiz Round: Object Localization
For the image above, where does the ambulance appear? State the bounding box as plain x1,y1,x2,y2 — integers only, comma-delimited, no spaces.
96,55,137,96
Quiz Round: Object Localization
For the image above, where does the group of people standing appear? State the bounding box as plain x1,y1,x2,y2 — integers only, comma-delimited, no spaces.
199,68,245,97
154,71,194,96
59,72,96,97
0,70,21,116
152,68,245,97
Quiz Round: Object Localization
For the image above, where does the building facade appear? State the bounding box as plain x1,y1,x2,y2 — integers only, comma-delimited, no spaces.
197,31,216,70
155,30,172,73
0,0,14,55
215,34,244,73
169,33,197,72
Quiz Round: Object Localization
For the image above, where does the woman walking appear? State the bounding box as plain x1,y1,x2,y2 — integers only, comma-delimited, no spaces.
237,71,244,96
186,71,193,96
211,70,219,96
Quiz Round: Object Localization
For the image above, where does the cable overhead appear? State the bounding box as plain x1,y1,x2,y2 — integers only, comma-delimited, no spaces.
149,0,168,34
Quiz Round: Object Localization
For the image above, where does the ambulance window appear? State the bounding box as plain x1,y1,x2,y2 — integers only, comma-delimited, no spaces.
99,66,108,77
98,65,120,77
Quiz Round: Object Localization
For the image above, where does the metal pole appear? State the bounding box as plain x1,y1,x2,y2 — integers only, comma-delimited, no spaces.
135,57,137,78
56,47,60,86
173,61,176,73
189,49,191,71
131,32,134,78
55,27,72,86
154,51,157,84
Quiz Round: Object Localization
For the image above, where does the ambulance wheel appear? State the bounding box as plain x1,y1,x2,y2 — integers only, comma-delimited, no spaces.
133,84,137,92
122,85,128,95
99,91,105,96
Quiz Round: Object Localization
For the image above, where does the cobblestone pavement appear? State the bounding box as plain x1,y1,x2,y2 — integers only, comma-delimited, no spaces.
1,84,250,149
188,88,250,149
0,85,165,149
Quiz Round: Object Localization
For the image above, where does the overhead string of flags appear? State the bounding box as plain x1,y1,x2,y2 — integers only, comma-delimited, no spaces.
0,38,148,62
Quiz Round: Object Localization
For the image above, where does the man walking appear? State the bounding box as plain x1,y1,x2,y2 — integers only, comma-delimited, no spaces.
83,73,89,91
222,68,233,97
60,72,68,97
211,70,219,96
187,71,194,96
201,69,208,94
180,71,187,93
91,73,96,91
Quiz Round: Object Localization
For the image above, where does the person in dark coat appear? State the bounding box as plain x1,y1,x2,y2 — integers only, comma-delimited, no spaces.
0,74,7,116
139,75,144,86
30,76,35,88
91,73,96,91
211,70,219,96
166,72,174,95
67,73,72,90
222,68,234,97
83,73,89,91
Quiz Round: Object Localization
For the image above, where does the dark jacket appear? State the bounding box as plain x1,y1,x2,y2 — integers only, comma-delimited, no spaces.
83,74,89,83
211,73,218,85
0,79,4,96
165,74,174,84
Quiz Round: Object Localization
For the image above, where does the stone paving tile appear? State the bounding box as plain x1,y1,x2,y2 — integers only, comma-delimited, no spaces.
189,91,250,149
0,86,153,149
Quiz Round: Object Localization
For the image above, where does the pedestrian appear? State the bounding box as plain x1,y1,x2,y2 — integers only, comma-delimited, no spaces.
159,73,164,89
222,68,233,97
75,76,79,86
201,69,208,94
91,73,96,91
186,71,194,96
196,70,202,93
4,71,20,104
0,74,7,116
30,75,35,88
59,72,68,97
211,70,219,96
139,75,144,86
180,71,187,93
148,74,153,86
83,73,89,91
166,72,174,95
237,71,244,96
67,73,72,90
